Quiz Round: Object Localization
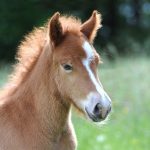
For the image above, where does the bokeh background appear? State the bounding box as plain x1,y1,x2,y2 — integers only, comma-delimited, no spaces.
0,0,150,150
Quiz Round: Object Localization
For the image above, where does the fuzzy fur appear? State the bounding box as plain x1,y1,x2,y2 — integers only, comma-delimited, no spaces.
0,11,101,150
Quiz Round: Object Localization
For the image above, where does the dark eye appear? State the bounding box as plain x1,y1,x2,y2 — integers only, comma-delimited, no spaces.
62,64,73,72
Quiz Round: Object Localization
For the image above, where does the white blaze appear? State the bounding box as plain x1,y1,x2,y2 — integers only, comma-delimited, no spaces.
82,41,104,96
82,41,111,106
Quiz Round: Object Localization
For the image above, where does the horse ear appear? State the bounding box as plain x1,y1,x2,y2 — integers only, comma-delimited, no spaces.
49,12,64,46
81,10,102,43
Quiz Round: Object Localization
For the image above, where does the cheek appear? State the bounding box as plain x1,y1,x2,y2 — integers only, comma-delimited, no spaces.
56,66,95,103
68,75,94,104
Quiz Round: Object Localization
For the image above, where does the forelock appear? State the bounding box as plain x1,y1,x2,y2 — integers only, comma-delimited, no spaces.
59,16,82,35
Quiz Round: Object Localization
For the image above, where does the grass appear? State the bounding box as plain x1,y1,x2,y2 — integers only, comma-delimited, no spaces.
0,57,150,150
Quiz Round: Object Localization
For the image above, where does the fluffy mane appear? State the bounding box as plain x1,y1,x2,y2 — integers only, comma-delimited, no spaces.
8,15,82,86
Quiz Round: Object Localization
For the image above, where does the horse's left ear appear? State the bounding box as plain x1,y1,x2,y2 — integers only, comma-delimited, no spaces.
49,12,64,47
81,10,102,43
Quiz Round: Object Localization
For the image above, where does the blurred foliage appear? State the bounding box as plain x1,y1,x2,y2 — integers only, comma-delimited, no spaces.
0,0,150,61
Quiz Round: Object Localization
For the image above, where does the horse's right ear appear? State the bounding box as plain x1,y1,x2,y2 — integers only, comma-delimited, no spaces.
49,12,64,47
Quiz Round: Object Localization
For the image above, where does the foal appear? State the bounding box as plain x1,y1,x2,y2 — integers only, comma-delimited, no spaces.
0,11,111,150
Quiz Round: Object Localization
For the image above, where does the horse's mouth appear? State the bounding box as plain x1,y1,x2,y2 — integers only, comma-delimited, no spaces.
85,108,102,122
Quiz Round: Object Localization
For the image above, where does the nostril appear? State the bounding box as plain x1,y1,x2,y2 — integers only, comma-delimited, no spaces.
93,103,111,120
108,106,112,113
106,110,109,116
105,106,111,116
93,103,102,115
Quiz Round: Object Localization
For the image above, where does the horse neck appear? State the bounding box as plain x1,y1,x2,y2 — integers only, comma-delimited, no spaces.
9,44,71,139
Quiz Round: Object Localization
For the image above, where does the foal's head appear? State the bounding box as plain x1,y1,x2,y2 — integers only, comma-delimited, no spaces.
48,11,111,122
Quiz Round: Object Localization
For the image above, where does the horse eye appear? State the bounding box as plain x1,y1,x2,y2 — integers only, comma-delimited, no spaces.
62,64,73,72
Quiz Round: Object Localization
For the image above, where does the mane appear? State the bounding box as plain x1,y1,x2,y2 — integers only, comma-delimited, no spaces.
7,15,82,87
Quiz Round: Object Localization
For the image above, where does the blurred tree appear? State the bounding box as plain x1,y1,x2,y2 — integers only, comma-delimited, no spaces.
0,0,149,61
132,0,142,26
